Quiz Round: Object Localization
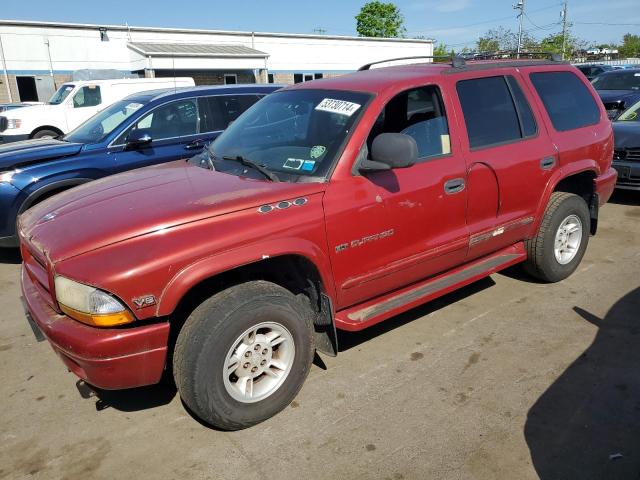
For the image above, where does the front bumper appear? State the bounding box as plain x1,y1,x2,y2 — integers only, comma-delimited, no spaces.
0,133,29,144
21,266,170,390
594,167,618,204
612,161,640,191
0,182,23,246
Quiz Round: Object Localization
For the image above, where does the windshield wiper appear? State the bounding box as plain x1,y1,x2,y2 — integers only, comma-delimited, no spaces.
221,155,279,182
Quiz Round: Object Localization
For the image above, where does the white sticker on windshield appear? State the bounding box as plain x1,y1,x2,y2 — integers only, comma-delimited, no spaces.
315,98,361,117
283,158,304,170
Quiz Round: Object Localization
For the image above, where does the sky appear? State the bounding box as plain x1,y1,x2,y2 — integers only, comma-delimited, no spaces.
2,0,639,49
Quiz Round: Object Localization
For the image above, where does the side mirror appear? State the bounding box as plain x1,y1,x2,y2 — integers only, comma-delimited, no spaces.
359,133,418,173
126,128,153,149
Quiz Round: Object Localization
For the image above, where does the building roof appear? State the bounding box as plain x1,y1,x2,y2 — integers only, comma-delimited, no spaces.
0,19,434,43
127,42,269,58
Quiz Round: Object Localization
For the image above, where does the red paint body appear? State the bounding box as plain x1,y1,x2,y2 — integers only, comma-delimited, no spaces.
19,61,616,389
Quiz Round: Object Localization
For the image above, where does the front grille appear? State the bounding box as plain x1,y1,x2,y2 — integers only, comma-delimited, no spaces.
0,116,7,132
21,243,56,310
614,149,640,162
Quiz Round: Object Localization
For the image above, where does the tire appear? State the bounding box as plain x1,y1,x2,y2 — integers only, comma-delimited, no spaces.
32,129,59,139
524,192,590,282
173,280,314,430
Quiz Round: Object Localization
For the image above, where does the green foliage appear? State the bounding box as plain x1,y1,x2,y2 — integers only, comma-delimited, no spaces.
476,26,536,52
433,43,449,57
619,34,640,58
356,1,406,38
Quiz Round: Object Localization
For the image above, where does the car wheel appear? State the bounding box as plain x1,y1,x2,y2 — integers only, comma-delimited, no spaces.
32,129,59,139
173,280,314,430
524,192,590,282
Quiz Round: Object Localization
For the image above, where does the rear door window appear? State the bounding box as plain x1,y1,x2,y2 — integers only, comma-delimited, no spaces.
530,71,601,131
456,76,523,149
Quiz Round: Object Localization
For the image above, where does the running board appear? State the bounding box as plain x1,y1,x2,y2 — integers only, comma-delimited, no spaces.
334,242,527,331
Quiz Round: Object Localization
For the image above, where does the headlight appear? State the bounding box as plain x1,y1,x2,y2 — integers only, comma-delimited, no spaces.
0,171,15,183
6,119,21,129
54,276,133,327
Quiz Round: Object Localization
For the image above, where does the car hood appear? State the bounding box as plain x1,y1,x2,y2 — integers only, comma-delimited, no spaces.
597,90,640,106
19,160,325,262
0,139,83,170
613,121,640,149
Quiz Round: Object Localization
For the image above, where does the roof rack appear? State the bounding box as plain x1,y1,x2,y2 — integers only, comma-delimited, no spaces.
358,55,466,71
463,50,563,61
358,51,563,71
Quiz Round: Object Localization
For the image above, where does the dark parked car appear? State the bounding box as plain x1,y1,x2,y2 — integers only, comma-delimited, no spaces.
576,64,614,81
591,69,640,120
0,84,280,247
612,99,640,190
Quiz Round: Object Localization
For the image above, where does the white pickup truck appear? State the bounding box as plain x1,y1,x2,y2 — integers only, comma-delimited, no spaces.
0,77,194,143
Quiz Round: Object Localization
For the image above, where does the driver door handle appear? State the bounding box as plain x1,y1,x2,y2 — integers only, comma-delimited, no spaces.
444,178,465,194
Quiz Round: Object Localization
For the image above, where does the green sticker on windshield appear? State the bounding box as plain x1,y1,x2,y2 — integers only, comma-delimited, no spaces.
310,145,326,159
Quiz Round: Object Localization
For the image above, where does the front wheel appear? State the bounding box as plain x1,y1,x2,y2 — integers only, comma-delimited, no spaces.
32,129,60,139
524,192,590,282
173,281,314,430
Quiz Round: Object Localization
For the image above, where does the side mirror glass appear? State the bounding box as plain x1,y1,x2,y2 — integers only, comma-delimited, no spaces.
360,133,418,173
126,128,153,149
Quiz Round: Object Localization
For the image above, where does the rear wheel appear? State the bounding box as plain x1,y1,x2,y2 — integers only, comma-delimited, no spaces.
524,192,590,282
173,280,314,430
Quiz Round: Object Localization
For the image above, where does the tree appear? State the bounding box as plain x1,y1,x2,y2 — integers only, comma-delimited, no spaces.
476,26,537,52
619,33,640,58
539,29,588,58
433,43,449,57
355,1,406,38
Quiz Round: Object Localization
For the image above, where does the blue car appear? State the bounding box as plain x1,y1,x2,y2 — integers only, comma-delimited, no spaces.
0,84,280,247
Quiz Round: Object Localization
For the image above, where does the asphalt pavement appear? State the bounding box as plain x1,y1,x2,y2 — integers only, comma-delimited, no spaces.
1,190,638,480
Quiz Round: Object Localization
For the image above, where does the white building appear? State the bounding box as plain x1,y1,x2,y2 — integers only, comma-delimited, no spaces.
0,19,433,103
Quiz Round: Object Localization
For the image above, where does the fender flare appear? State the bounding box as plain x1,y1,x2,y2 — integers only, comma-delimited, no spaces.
531,159,599,234
156,237,337,317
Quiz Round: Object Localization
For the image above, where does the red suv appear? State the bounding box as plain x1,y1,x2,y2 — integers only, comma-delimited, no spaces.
19,58,617,430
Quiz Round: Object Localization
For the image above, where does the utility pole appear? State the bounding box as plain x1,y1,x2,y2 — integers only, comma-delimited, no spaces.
514,0,525,58
561,1,569,60
313,27,327,35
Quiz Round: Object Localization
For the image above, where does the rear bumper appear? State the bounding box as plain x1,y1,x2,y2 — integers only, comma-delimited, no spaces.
21,266,170,390
594,167,618,204
612,161,640,191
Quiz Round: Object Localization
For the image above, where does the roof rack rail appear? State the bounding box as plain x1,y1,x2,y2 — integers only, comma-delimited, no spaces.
463,50,564,62
358,55,466,71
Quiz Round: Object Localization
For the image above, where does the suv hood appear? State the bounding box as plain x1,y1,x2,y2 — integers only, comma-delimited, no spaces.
0,139,83,170
612,121,640,149
597,90,640,106
20,160,325,262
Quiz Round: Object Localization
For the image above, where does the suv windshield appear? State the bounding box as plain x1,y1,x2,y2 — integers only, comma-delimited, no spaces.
592,71,640,91
209,89,371,182
64,99,148,144
48,84,75,105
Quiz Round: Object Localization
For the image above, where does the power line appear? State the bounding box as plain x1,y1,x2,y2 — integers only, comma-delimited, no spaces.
573,21,640,26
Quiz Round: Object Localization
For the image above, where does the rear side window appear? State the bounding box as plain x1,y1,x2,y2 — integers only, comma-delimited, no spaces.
456,76,522,149
530,72,600,131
